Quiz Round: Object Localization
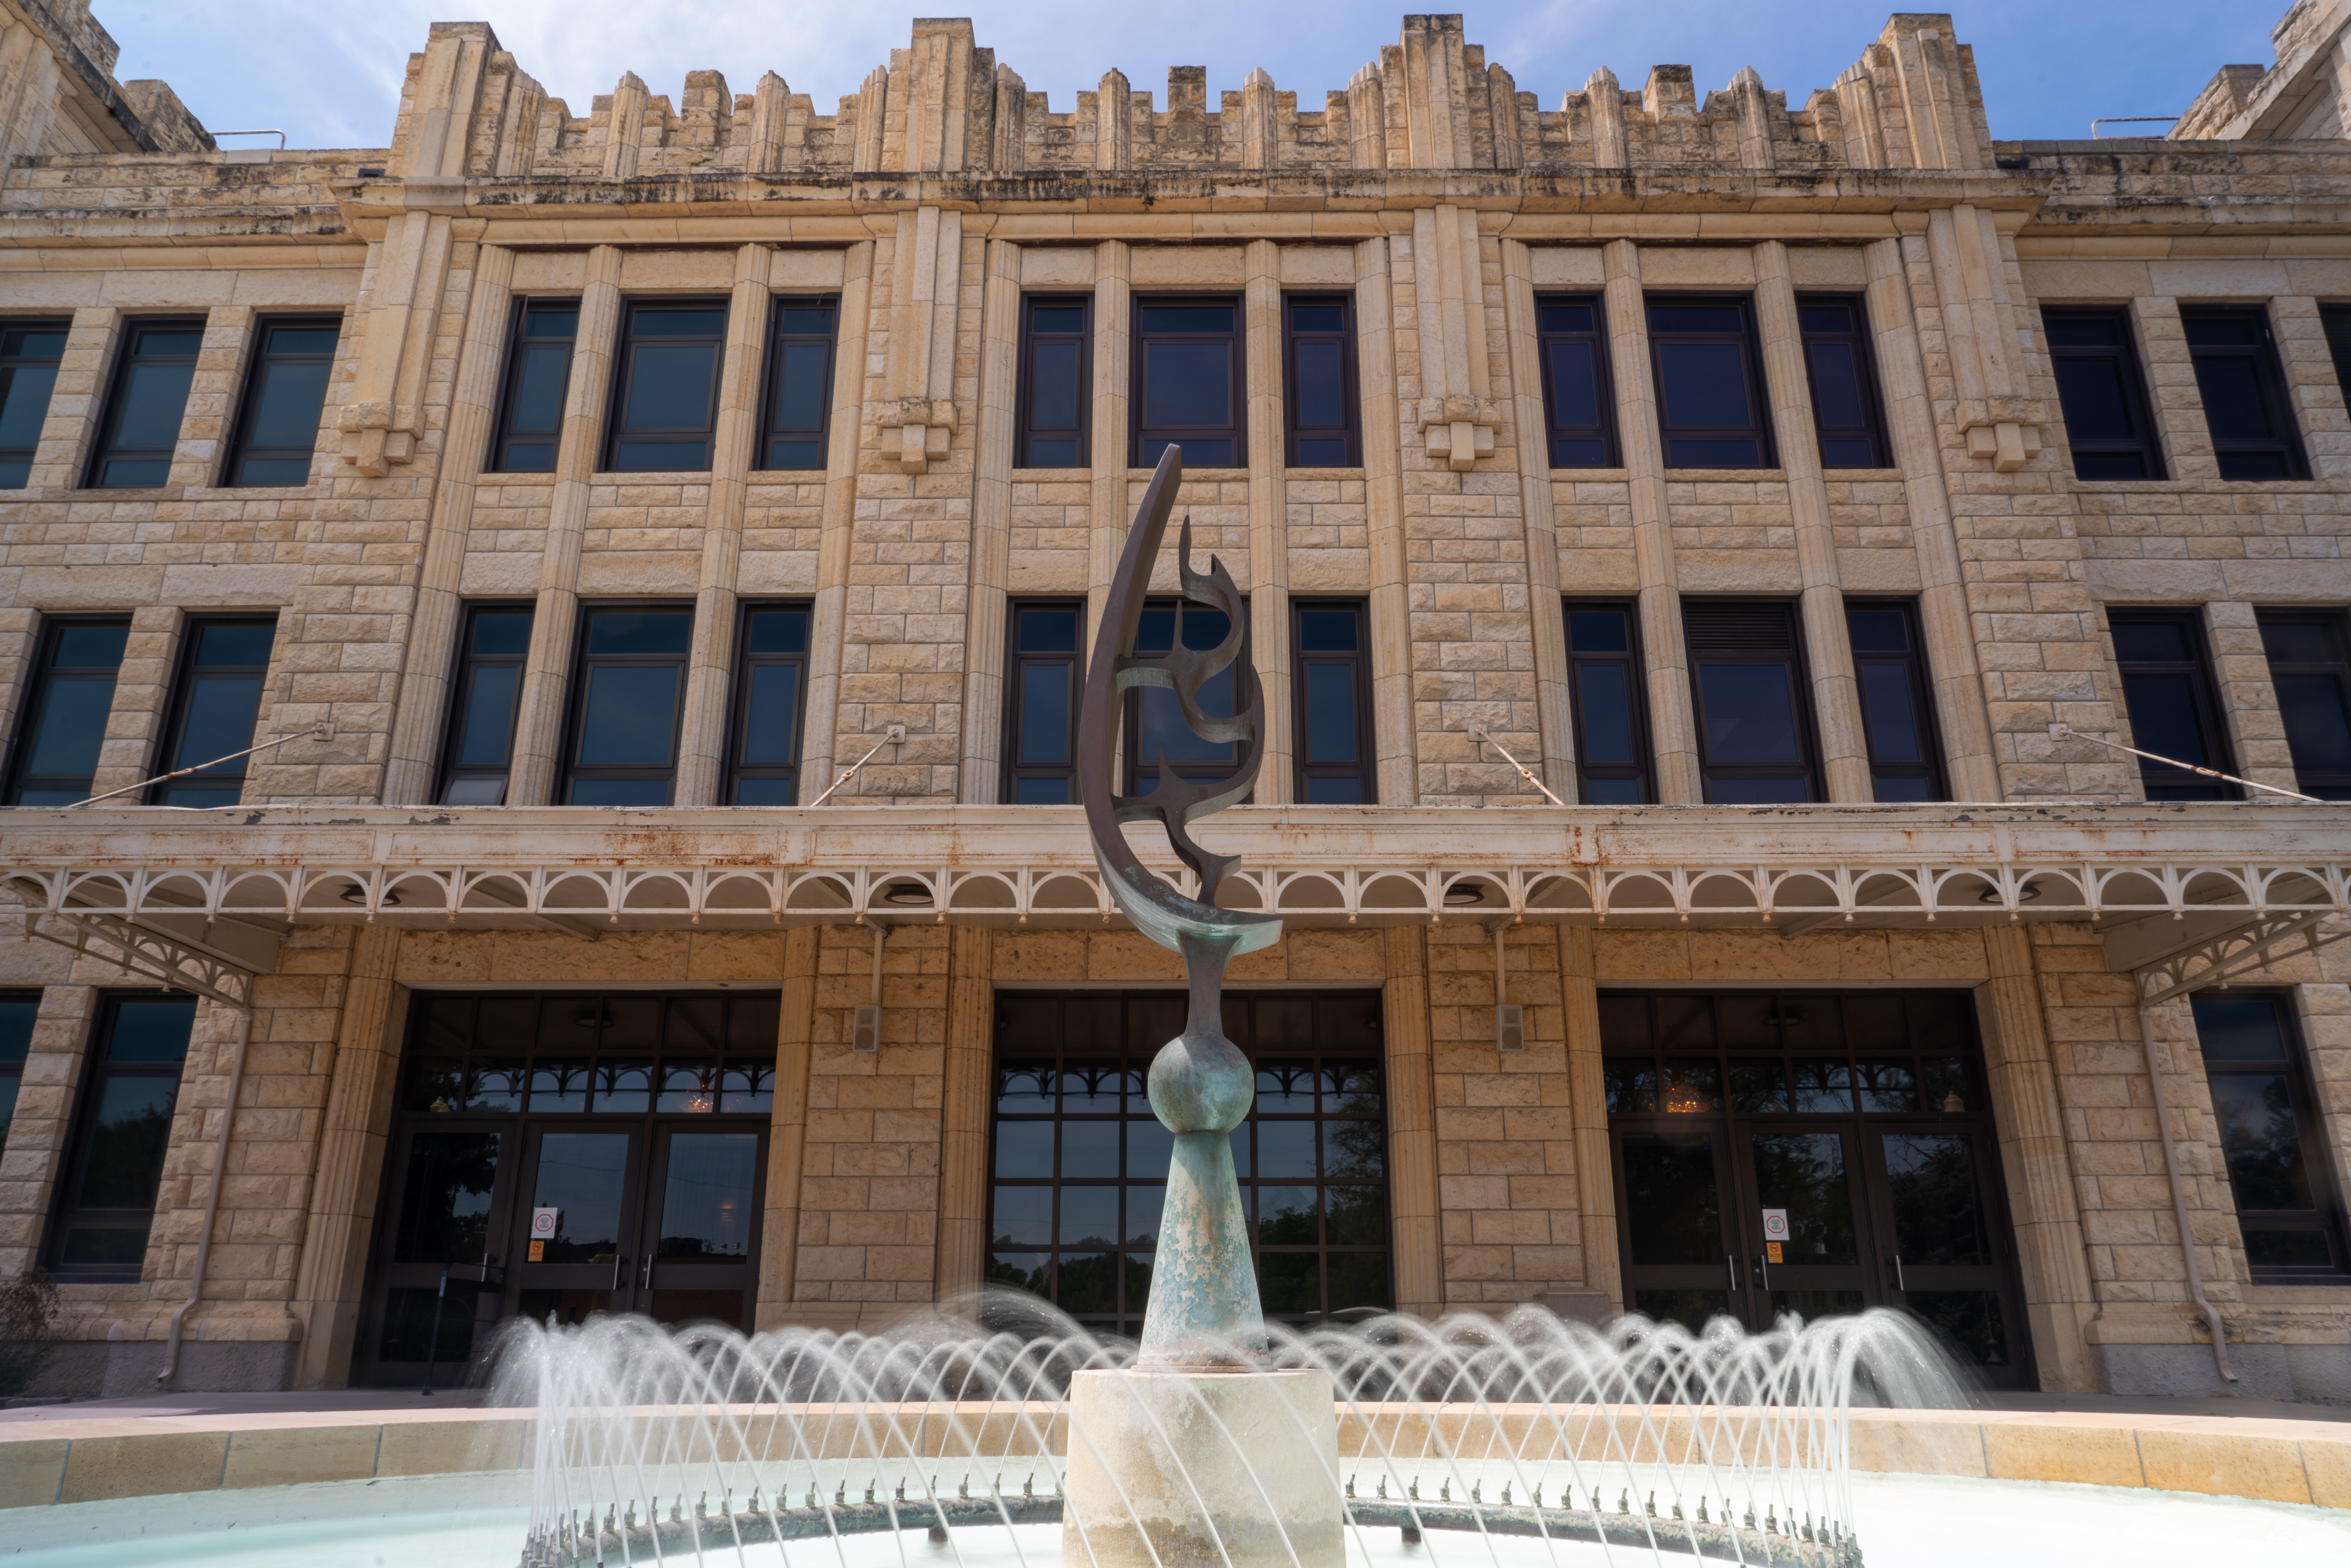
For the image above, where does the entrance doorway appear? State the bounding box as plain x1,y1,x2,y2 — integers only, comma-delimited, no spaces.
354,992,777,1387
1602,990,2034,1389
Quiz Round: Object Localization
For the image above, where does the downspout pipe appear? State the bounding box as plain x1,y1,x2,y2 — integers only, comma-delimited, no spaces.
157,1003,254,1387
2135,999,2237,1384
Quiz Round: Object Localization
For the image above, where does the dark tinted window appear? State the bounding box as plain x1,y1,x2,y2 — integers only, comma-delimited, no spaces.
1005,600,1083,804
438,603,534,805
728,602,811,804
151,617,277,807
0,992,34,1164
2111,610,2235,800
1125,598,1245,797
2191,993,2348,1278
0,322,68,488
562,606,693,805
1538,297,1615,469
6,618,128,806
1796,297,1887,469
761,297,837,470
2180,307,2308,482
50,993,196,1280
1283,295,1358,466
1647,297,1770,469
1563,600,1649,803
226,316,340,486
2257,609,2351,800
2043,307,2163,480
1133,298,1241,468
488,299,577,473
87,318,205,489
1017,297,1088,469
1293,601,1372,803
1684,601,1819,803
605,300,728,471
1845,601,1945,802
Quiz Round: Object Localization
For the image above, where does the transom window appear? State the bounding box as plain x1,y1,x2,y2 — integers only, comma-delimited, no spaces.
405,992,778,1118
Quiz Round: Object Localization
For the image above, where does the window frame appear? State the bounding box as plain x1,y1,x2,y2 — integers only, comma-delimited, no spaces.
1562,596,1652,805
435,601,534,807
147,613,278,807
1645,294,1775,470
1682,598,1824,803
1845,598,1948,803
1002,597,1086,805
84,314,208,490
1281,292,1360,468
1535,293,1618,470
1795,293,1890,470
0,317,70,489
2042,305,2167,481
2110,608,2239,801
2321,304,2351,406
2190,989,2351,1283
0,991,33,1165
5,614,130,807
1290,598,1376,805
601,297,730,474
2179,304,2310,482
223,313,341,487
1130,294,1246,469
46,990,196,1283
558,601,696,806
486,295,579,475
724,598,814,805
1122,595,1252,798
1015,295,1090,470
2256,607,2351,800
756,294,839,472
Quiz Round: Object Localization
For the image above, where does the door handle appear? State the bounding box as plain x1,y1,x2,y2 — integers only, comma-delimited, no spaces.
1753,1252,1770,1291
642,1253,655,1290
1726,1254,1738,1293
1891,1254,1906,1293
612,1254,627,1292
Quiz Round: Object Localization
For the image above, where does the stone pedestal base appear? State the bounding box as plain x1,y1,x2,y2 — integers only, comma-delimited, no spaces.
1062,1367,1342,1568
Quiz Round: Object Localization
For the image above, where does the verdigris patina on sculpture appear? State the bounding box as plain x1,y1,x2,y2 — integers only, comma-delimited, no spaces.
1064,446,1343,1568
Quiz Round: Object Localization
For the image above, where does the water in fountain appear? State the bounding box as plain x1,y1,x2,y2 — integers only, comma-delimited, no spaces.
496,1300,1968,1568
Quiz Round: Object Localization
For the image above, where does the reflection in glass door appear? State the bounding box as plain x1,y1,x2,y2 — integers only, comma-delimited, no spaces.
645,1130,762,1324
516,1128,641,1325
1867,1127,2016,1372
1743,1129,1867,1319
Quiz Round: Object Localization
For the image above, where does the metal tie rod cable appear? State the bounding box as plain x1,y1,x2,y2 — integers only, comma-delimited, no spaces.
807,725,906,807
1469,725,1566,807
2047,722,2322,802
67,722,333,808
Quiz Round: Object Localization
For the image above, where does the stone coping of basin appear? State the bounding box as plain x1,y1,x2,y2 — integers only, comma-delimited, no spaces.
0,1402,2338,1513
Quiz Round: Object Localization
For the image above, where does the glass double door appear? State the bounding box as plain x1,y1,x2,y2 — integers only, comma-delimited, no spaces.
359,1118,765,1386
1615,1119,2031,1387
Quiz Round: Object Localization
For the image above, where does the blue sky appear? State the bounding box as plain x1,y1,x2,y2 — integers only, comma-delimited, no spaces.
98,1,2286,152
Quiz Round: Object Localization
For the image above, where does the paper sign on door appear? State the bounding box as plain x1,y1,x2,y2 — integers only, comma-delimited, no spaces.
1761,1208,1788,1265
529,1205,559,1263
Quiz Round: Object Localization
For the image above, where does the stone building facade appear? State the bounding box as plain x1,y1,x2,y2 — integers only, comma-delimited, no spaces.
0,0,2346,1399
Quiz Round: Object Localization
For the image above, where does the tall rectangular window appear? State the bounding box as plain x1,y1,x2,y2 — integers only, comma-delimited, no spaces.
1563,600,1650,803
1683,600,1820,803
437,603,533,805
2181,307,2308,481
150,617,276,807
1537,295,1615,469
487,298,578,473
2191,992,2350,1279
1004,600,1083,804
728,602,811,804
2256,608,2351,800
562,605,693,805
761,297,837,470
1796,295,1887,469
225,315,339,486
1125,598,1243,797
86,317,204,489
1017,297,1088,468
2322,305,2351,403
1647,297,1771,469
1293,600,1372,803
49,993,196,1281
1283,295,1357,466
1133,297,1242,467
1846,600,1945,802
0,993,32,1161
604,300,728,472
2044,307,2164,480
6,617,128,806
0,320,68,488
2111,610,2236,800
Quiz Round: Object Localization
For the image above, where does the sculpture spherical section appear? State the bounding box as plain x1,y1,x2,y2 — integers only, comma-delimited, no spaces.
1147,1030,1254,1133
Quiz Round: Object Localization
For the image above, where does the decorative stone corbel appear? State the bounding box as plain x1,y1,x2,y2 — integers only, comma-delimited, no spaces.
1957,398,2044,472
337,401,425,475
879,396,958,470
1416,395,1501,472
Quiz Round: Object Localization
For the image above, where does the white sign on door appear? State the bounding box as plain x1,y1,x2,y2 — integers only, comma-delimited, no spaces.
1759,1208,1789,1242
531,1206,560,1239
